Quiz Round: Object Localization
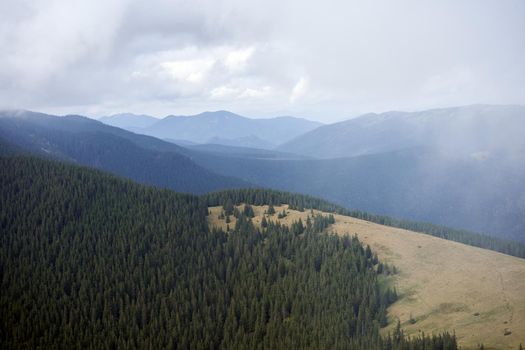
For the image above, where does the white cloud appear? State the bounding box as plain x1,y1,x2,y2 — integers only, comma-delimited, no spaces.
211,85,272,100
224,47,255,72
1,0,524,121
239,86,272,98
290,77,309,103
210,85,239,99
161,58,215,83
422,68,476,95
3,0,126,87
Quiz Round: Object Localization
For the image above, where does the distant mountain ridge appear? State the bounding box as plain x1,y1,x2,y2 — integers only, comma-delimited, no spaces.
0,110,251,193
99,113,158,130
2,105,524,242
279,104,525,158
165,104,525,242
187,146,525,242
100,110,323,148
207,135,274,149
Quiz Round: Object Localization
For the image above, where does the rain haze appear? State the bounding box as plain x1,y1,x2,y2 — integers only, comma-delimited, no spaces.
0,0,524,121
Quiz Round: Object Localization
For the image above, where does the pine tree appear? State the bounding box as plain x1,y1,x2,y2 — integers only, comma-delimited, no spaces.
223,199,234,216
0,157,461,350
243,203,255,217
233,207,241,218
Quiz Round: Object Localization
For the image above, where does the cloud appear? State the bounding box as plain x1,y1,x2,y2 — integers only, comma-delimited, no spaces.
210,85,238,99
224,47,255,72
211,85,272,100
2,0,126,87
161,58,215,83
239,86,272,98
290,78,308,103
0,0,524,121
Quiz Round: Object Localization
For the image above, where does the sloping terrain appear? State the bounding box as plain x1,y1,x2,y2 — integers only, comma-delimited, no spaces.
208,205,525,349
279,104,525,159
99,113,158,131
194,149,525,242
0,110,250,193
184,143,311,160
98,104,525,242
136,111,322,147
1,156,422,349
5,107,525,243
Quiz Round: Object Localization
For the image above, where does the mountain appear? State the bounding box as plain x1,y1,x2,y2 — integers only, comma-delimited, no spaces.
207,202,525,349
135,111,322,148
0,110,250,193
3,106,524,242
99,113,158,130
207,135,275,149
1,155,415,349
279,104,525,158
186,147,525,242
184,143,310,160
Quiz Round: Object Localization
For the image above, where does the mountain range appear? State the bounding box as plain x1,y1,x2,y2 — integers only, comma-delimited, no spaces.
279,104,525,158
0,110,250,193
99,110,322,148
2,104,524,242
168,105,525,241
99,113,158,129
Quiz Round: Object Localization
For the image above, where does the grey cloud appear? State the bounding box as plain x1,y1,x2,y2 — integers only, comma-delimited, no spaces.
0,0,524,121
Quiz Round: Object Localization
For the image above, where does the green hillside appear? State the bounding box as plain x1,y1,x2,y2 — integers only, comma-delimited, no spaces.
1,156,458,349
0,110,251,194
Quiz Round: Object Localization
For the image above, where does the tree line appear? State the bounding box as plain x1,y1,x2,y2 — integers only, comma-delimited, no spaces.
205,188,525,259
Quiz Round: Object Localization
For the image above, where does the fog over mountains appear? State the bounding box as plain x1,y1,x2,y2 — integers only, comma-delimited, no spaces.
2,104,524,242
280,104,525,158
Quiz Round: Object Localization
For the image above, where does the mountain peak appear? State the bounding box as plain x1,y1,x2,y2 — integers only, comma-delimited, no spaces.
124,111,322,147
196,110,245,119
99,113,158,129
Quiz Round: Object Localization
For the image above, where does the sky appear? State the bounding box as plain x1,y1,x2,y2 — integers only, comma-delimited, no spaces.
0,0,524,122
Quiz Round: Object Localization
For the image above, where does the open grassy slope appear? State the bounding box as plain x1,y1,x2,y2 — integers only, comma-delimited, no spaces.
208,205,525,349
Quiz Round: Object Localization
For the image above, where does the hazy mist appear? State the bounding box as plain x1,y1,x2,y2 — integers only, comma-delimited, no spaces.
1,0,524,121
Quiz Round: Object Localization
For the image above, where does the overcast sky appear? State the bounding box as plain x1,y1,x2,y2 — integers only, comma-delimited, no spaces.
0,0,524,122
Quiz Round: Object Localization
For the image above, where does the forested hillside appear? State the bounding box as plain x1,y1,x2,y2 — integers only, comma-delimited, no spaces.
207,203,525,349
0,110,250,193
3,109,524,242
173,105,525,242
191,148,525,242
204,188,525,259
1,156,458,349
